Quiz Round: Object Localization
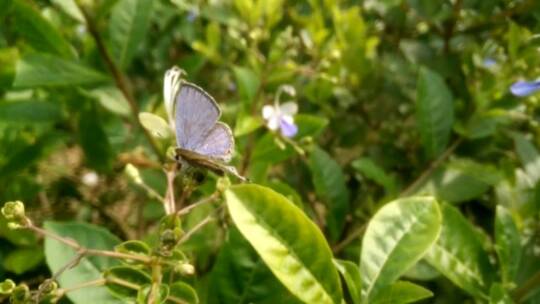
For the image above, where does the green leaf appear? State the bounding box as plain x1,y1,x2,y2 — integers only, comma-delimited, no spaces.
295,114,328,138
11,0,75,59
489,283,513,304
234,114,263,137
79,107,113,173
334,259,362,304
51,0,84,22
513,133,540,184
209,227,302,304
0,100,62,123
225,184,342,304
233,66,260,104
404,260,440,281
13,53,109,88
352,157,396,195
360,197,441,302
3,247,43,274
309,146,350,241
115,240,151,257
495,206,521,285
424,204,494,299
416,67,454,158
370,281,433,304
105,266,150,300
109,0,154,68
167,282,199,304
0,48,19,88
87,87,131,117
44,221,122,304
139,112,173,139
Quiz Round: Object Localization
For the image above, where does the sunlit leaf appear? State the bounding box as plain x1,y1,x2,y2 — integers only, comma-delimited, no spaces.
3,247,43,275
225,184,342,304
138,112,173,139
334,259,361,304
495,206,521,285
360,196,441,302
371,281,433,304
424,204,494,299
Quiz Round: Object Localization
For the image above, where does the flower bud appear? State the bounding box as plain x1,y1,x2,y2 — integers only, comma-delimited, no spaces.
0,279,15,295
1,201,25,222
10,284,30,304
177,263,195,275
38,279,58,295
124,164,143,185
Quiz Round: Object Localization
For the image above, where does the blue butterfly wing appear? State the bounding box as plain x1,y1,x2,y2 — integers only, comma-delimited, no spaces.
174,82,220,150
193,122,234,162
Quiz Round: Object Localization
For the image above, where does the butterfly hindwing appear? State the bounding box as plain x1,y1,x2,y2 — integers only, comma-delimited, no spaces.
193,122,234,162
174,82,220,150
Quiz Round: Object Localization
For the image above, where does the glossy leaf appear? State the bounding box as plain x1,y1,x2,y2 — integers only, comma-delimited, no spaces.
225,184,342,304
295,114,328,138
167,282,199,304
109,0,154,68
370,281,433,304
495,206,521,285
13,53,108,88
424,204,494,299
88,87,131,117
360,197,441,302
44,221,122,304
309,146,350,240
208,228,301,304
334,259,361,304
416,67,454,158
11,0,75,59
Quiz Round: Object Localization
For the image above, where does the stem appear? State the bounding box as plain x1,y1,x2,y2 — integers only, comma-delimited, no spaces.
26,221,152,263
148,261,163,304
176,193,219,216
59,278,106,295
400,138,462,197
514,270,540,303
107,277,141,290
76,2,164,162
178,212,216,244
332,224,366,254
164,165,178,214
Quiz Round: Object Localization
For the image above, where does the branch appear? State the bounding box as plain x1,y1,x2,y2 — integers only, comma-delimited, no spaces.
76,2,164,162
332,224,366,254
400,138,462,197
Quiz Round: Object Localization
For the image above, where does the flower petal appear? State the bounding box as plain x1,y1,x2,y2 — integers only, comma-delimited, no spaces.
279,117,298,138
510,80,540,97
280,101,298,116
262,105,276,119
267,116,280,130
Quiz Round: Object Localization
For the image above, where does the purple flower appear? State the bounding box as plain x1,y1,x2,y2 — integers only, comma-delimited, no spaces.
262,101,298,138
483,58,496,68
187,9,199,23
510,80,540,97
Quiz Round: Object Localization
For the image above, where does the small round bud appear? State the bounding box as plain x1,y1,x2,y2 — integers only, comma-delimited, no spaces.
38,279,58,294
10,284,30,304
1,201,25,222
124,164,143,185
177,263,195,275
0,279,15,295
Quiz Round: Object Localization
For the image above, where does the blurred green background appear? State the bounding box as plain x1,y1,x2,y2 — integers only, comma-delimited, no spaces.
0,0,539,303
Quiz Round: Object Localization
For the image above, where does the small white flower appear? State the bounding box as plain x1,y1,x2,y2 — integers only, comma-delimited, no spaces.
163,67,186,128
81,171,99,187
262,101,298,138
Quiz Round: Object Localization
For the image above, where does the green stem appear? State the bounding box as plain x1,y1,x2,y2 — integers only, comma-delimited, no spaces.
514,270,540,303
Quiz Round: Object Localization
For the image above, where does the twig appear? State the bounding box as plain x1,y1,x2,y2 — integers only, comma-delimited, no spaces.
400,138,463,197
178,212,218,244
164,165,178,214
59,278,106,295
76,2,164,162
332,224,366,254
513,270,540,303
176,193,219,216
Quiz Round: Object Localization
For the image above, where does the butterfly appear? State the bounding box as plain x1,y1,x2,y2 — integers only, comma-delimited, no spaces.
172,80,246,181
